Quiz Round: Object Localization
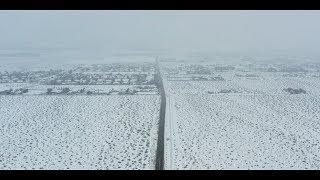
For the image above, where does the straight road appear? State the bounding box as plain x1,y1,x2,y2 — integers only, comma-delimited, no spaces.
155,58,166,170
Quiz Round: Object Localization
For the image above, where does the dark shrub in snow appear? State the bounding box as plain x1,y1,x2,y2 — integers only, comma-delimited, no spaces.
46,88,53,95
60,87,71,94
283,88,307,94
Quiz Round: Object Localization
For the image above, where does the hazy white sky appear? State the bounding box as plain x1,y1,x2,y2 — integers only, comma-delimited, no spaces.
0,10,320,55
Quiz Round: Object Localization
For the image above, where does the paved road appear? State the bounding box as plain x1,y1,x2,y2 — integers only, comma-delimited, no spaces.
155,58,166,170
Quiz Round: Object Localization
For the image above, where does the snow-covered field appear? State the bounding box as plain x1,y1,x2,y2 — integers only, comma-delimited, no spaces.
0,83,36,91
165,76,320,95
19,85,158,95
165,94,320,169
0,95,160,170
2,50,320,170
162,59,320,170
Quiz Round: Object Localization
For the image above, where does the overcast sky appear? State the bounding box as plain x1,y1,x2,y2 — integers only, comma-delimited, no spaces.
0,10,320,55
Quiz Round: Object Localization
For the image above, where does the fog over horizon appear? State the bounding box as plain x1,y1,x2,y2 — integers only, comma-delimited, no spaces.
1,10,320,57
2,11,320,171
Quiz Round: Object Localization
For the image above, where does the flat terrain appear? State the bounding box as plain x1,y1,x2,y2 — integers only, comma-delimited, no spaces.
2,51,320,170
0,95,160,170
162,59,320,169
165,94,320,169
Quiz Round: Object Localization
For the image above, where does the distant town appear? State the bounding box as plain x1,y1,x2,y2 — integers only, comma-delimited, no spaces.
0,62,159,95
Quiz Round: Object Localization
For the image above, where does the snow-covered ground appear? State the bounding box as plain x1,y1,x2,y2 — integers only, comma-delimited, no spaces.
20,85,158,95
2,50,320,170
0,95,160,170
165,93,320,169
162,59,320,170
165,76,320,95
